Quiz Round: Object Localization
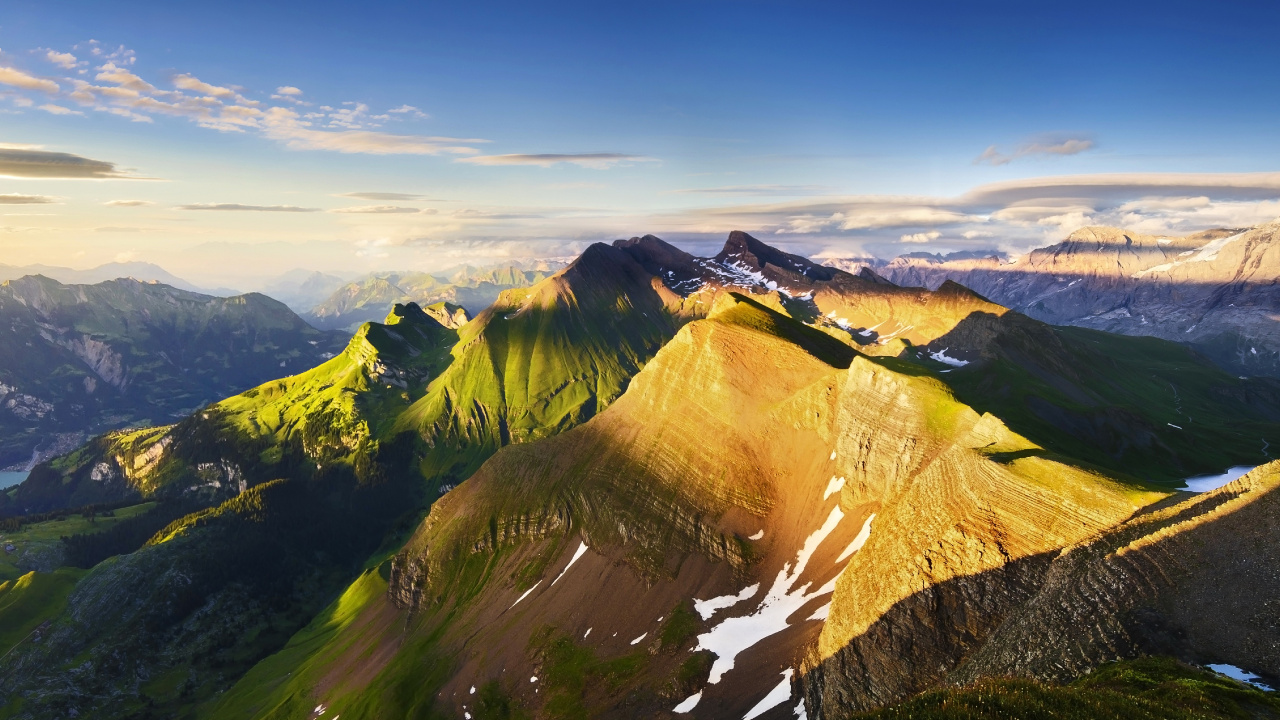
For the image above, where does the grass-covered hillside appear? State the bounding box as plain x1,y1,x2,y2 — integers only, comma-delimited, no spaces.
0,275,346,471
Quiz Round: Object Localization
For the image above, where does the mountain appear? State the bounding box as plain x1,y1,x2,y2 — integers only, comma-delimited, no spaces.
306,262,568,332
0,275,345,475
2,232,1279,719
0,261,238,296
865,219,1280,378
255,269,351,314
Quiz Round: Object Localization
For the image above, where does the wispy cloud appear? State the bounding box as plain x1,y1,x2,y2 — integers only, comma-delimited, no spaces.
0,147,139,179
337,191,432,201
177,203,320,212
329,205,431,214
104,199,153,207
668,184,828,196
457,153,655,169
975,135,1095,166
0,66,59,93
3,44,489,157
900,231,941,243
39,103,83,116
0,193,58,204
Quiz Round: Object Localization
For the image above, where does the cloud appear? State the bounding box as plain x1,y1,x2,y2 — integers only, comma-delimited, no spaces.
171,73,236,99
177,203,320,212
0,147,137,179
900,231,941,243
0,193,58,204
962,230,993,239
39,104,84,116
44,50,80,70
330,205,429,214
95,62,157,94
388,104,428,119
275,86,303,96
457,153,655,169
0,66,60,93
337,191,431,201
668,184,828,196
975,136,1095,166
95,226,144,233
104,199,153,207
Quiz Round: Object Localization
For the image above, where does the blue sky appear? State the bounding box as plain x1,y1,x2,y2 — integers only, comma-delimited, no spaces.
2,0,1279,287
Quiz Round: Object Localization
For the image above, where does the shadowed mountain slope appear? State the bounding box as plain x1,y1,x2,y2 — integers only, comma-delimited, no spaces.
0,275,345,473
870,219,1280,377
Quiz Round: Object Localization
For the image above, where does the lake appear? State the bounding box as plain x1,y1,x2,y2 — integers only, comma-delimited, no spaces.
1181,466,1256,493
0,471,29,489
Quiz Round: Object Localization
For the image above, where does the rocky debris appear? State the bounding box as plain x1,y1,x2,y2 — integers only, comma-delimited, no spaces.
0,383,54,420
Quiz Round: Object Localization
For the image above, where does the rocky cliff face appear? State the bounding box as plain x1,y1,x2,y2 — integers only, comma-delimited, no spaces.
863,220,1280,377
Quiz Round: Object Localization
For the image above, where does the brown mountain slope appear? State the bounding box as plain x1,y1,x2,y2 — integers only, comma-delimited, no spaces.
208,294,1177,720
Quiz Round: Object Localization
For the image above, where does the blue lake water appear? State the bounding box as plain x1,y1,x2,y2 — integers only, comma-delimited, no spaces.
1181,466,1256,493
1208,663,1274,691
0,471,28,489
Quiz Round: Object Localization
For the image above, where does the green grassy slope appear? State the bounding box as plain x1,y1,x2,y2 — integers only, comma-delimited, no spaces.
847,657,1280,720
929,320,1280,485
401,242,681,482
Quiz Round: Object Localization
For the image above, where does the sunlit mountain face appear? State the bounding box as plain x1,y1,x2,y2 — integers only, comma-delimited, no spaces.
2,2,1280,719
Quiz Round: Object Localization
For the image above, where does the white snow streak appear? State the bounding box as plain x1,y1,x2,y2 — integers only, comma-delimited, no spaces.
695,506,845,683
823,476,845,500
550,541,589,586
693,583,761,620
748,529,765,540
509,581,540,609
743,669,795,720
836,514,875,563
673,691,702,713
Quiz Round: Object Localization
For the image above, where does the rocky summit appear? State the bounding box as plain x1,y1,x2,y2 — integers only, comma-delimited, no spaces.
1,233,1279,720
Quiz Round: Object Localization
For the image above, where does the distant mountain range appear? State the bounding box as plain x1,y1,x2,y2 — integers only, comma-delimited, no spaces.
302,260,568,331
3,231,1279,719
0,275,345,470
830,219,1280,378
0,261,240,297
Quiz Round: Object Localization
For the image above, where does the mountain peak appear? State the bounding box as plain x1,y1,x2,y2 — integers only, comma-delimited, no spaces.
714,230,835,281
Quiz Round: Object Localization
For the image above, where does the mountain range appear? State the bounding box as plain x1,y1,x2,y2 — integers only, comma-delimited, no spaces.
0,275,346,474
0,231,1278,719
303,261,567,331
845,220,1280,378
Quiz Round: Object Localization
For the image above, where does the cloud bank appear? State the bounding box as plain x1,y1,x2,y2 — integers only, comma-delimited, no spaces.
0,147,137,179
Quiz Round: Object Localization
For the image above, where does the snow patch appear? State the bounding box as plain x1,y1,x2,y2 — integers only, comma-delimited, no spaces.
836,514,875,563
823,476,845,500
584,628,591,638
748,529,764,540
743,669,795,720
673,691,702,713
695,505,846,683
469,686,476,694
550,541,589,586
510,581,540,609
928,348,969,367
794,698,809,720
694,583,761,620
630,633,648,645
